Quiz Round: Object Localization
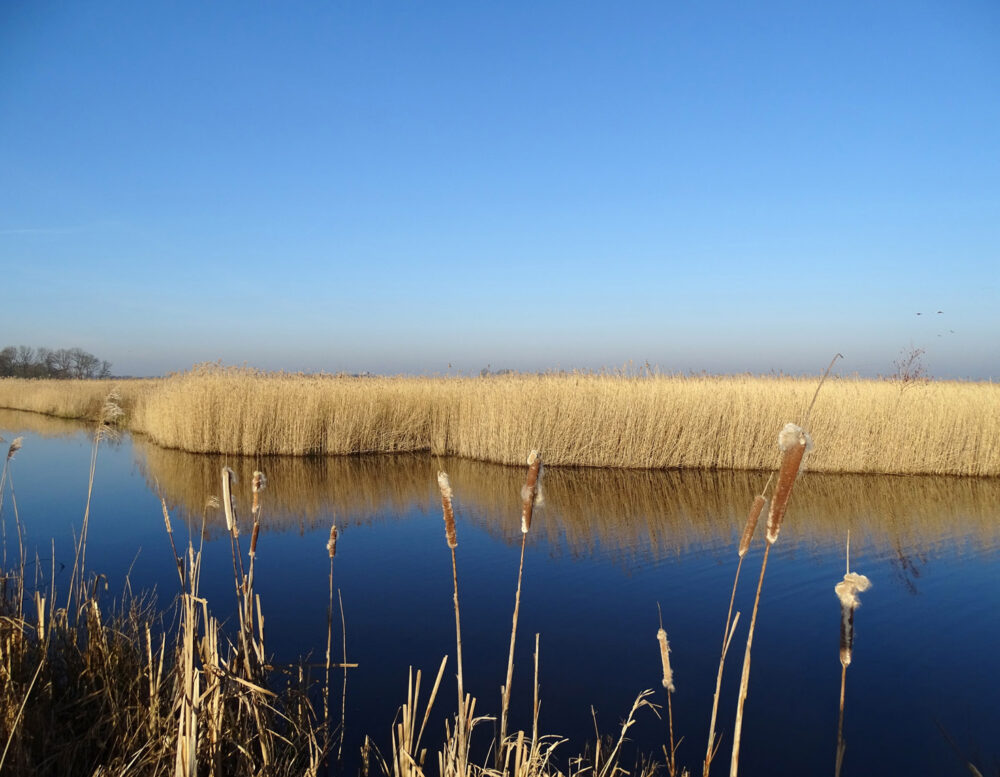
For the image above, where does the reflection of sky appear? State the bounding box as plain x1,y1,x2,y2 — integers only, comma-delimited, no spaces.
1,3,998,378
3,417,999,774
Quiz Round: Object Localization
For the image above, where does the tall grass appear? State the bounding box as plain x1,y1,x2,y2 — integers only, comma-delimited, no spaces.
3,365,1000,474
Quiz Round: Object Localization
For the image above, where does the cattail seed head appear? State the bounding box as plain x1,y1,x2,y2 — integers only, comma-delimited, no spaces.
438,471,458,549
766,423,812,544
250,522,261,556
520,450,543,534
221,467,237,533
835,572,871,667
7,436,23,460
656,628,675,692
252,470,267,516
161,499,173,534
738,495,767,558
327,524,338,558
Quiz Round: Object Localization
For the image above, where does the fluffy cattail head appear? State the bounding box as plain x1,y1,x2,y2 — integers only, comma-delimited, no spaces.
7,436,23,460
438,471,457,549
327,524,338,558
766,423,812,544
738,494,767,558
656,628,675,692
520,450,543,534
835,572,871,667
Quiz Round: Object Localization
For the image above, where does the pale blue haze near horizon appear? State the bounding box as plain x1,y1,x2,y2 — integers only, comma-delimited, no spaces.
1,1,997,378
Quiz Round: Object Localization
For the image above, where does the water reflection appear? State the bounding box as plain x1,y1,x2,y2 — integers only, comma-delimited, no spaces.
134,437,1000,560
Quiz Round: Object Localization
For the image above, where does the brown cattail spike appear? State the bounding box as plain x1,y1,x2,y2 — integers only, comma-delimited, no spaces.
766,423,813,544
738,495,767,558
250,523,261,556
251,470,267,516
656,627,675,692
835,572,871,667
520,450,543,534
437,471,457,549
327,524,338,558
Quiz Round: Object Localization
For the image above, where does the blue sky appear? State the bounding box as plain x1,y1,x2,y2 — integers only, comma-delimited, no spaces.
1,1,997,378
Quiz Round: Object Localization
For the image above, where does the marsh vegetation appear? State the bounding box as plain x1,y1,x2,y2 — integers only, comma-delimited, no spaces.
1,364,999,475
0,377,996,776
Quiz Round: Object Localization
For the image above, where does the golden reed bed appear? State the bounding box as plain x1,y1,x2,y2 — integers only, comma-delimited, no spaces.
1,364,998,475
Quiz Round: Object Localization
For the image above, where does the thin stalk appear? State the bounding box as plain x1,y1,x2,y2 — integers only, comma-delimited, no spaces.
703,555,743,775
499,533,527,762
835,663,847,777
449,545,466,768
729,543,771,777
338,588,348,765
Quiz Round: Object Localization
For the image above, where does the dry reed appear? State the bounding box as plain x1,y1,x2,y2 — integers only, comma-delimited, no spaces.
3,367,999,475
437,471,468,773
500,451,543,766
703,481,769,777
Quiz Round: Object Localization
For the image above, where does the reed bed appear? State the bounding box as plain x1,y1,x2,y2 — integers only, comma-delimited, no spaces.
2,365,1000,474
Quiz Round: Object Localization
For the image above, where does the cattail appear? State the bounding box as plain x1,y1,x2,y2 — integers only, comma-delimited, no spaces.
738,495,767,557
221,467,237,534
520,450,543,534
161,499,173,534
766,423,813,544
438,471,457,549
6,436,22,460
327,524,338,558
835,572,871,666
250,523,261,556
656,627,675,692
252,471,267,516
205,496,220,510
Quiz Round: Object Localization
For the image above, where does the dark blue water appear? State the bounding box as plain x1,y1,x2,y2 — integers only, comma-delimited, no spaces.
2,409,999,777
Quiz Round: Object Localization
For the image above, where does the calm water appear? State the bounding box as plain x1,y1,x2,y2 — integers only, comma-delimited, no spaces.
2,408,999,776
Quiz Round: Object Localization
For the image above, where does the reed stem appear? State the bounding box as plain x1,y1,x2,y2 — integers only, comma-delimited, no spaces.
729,542,771,777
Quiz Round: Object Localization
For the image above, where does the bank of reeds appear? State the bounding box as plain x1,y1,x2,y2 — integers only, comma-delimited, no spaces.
2,365,999,475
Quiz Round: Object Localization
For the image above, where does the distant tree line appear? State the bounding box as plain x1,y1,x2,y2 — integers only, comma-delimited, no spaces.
0,346,112,379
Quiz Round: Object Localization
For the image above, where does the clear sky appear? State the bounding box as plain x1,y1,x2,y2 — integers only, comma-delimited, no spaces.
1,1,997,378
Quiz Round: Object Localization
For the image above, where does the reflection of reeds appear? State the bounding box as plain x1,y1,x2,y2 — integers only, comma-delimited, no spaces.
134,442,1000,561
